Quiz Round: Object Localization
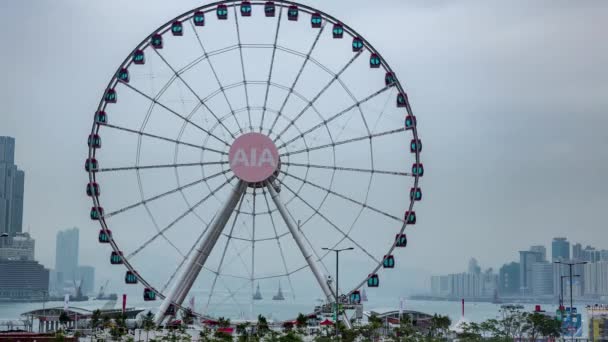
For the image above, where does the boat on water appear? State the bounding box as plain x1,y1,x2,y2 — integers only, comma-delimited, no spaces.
272,282,285,301
253,283,263,300
361,288,368,301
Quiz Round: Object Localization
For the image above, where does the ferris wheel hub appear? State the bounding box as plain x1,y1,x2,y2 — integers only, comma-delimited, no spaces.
229,132,279,184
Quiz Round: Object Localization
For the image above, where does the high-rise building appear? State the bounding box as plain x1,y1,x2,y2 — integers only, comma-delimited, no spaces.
573,243,583,260
499,262,520,296
552,237,570,261
583,261,608,296
468,258,481,275
583,246,601,263
76,265,95,295
531,261,554,296
0,259,49,300
530,245,547,262
0,137,25,237
519,250,543,295
55,228,79,282
0,232,35,260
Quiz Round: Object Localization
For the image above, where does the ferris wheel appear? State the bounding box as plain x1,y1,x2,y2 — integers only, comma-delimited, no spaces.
86,0,423,325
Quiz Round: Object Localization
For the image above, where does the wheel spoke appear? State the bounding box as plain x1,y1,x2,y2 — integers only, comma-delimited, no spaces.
260,6,283,132
268,22,327,134
233,6,253,130
282,127,406,158
282,162,412,177
273,50,363,142
104,170,229,220
99,161,227,173
280,170,404,224
205,190,247,312
261,187,296,299
276,178,381,264
120,80,231,147
126,175,235,260
189,21,243,136
101,122,228,156
277,85,395,150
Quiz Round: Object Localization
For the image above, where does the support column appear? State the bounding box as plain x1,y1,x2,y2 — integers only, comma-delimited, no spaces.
267,183,351,329
155,181,247,325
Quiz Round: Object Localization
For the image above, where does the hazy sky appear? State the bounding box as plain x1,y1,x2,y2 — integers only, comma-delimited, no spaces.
1,0,607,298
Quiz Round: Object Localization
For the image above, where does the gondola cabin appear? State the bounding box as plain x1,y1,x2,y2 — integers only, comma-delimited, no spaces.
410,187,422,201
133,49,145,64
125,271,138,284
193,11,205,26
88,134,101,149
332,23,344,39
98,229,111,243
287,6,298,21
86,182,100,197
405,115,416,129
151,34,163,49
370,53,381,68
350,291,361,304
410,139,422,153
110,251,123,265
311,12,322,28
104,89,117,103
395,234,407,247
94,111,107,125
397,93,408,107
171,21,183,36
85,158,98,172
412,163,424,177
241,2,252,16
264,2,275,17
385,72,396,86
405,211,416,225
367,274,379,287
90,207,104,220
117,68,129,83
352,37,363,52
383,255,395,268
217,5,228,19
143,288,156,301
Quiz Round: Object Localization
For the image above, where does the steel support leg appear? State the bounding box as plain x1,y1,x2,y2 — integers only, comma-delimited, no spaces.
266,183,352,329
155,181,247,325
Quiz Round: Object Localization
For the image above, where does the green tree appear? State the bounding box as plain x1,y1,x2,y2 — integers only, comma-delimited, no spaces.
58,311,70,330
90,309,101,330
217,316,231,328
257,314,270,337
429,314,451,339
181,308,195,326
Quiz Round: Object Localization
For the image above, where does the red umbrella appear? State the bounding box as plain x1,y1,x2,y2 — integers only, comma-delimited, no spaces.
319,319,334,326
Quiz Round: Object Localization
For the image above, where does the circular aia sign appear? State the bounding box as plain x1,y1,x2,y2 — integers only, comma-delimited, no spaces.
229,133,279,183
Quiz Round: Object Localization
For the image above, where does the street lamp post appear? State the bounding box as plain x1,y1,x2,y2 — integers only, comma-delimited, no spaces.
322,247,354,339
554,260,587,339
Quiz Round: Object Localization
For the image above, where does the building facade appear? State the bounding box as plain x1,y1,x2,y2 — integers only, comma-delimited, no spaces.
0,259,49,300
0,232,35,260
519,250,543,295
499,262,520,296
0,136,25,237
531,261,554,296
584,262,608,296
552,237,570,261
76,265,95,295
55,228,79,282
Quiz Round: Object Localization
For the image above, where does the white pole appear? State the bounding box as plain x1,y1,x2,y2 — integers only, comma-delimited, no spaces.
266,183,352,329
155,181,247,325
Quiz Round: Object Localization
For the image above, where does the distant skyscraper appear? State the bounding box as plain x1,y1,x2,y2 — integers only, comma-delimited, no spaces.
0,137,25,236
530,245,547,262
468,258,481,275
499,262,520,296
55,228,79,282
552,237,570,261
519,250,543,295
531,261,554,296
583,246,601,263
573,243,583,260
76,265,95,295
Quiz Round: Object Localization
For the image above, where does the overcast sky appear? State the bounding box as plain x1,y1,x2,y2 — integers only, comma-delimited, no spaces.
1,0,607,298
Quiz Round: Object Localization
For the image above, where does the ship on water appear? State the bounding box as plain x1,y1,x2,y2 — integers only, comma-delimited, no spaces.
272,282,285,301
253,283,263,300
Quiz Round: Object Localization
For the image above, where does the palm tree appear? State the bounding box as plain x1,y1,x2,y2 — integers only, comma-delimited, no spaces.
257,314,269,337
